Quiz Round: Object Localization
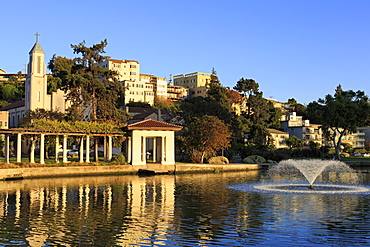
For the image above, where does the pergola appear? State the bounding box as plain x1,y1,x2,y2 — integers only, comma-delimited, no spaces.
1,119,183,165
0,129,120,164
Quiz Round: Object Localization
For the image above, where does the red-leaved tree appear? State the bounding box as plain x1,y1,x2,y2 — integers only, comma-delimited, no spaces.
179,115,232,163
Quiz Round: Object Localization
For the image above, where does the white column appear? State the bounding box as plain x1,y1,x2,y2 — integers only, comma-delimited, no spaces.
30,138,35,163
63,135,68,163
108,136,112,161
40,134,45,164
79,136,84,163
103,136,107,161
4,134,10,164
153,137,157,162
16,133,22,163
161,136,166,164
85,135,90,163
127,136,132,164
142,136,146,162
55,135,59,163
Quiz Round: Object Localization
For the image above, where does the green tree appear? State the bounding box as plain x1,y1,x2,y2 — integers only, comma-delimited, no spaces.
287,98,307,119
179,115,232,163
233,78,259,98
49,40,129,162
48,39,128,126
308,141,321,150
285,135,303,149
306,86,370,160
245,92,282,143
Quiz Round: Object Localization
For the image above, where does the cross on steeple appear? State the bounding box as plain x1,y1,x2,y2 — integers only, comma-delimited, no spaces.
35,32,40,42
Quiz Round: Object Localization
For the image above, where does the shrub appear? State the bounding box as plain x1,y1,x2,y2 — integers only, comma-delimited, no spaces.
246,155,266,163
111,153,127,165
243,157,255,164
208,156,229,164
341,152,350,157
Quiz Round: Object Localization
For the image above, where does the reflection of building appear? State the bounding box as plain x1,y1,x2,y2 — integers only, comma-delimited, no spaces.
0,175,175,246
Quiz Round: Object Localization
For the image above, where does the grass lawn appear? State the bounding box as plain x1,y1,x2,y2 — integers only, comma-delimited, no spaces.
341,157,370,162
0,156,111,168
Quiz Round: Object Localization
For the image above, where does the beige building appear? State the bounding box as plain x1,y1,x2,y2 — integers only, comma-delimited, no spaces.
100,58,140,82
173,72,213,98
268,128,289,149
167,83,188,102
0,111,8,129
0,39,67,127
101,59,167,105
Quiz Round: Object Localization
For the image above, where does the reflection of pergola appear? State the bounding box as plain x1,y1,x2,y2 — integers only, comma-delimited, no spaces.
125,119,182,165
0,129,119,164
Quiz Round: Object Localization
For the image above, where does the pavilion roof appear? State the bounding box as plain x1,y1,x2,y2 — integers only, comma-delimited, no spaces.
126,119,182,131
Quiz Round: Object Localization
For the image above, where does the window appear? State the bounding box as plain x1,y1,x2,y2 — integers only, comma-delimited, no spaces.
37,91,41,101
130,65,136,68
130,72,136,75
37,56,41,74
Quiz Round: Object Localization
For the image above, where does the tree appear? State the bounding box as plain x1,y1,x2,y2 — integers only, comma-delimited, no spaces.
179,115,232,163
286,98,307,119
206,69,232,112
233,77,259,117
285,135,303,149
48,39,128,126
226,89,242,106
306,86,370,160
245,92,282,143
49,39,129,162
233,78,259,98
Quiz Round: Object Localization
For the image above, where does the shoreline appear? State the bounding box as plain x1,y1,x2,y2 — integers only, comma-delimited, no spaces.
0,161,369,181
0,163,266,180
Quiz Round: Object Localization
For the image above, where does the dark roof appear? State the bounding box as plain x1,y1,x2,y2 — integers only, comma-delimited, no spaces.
29,41,44,53
0,100,25,111
127,119,182,131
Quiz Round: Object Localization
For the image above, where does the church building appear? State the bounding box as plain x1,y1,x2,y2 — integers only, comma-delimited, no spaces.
0,35,67,127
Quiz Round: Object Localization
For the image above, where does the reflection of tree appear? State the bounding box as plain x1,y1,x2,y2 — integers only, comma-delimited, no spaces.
173,172,265,242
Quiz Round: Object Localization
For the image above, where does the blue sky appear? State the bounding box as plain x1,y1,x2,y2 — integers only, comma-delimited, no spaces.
1,0,369,105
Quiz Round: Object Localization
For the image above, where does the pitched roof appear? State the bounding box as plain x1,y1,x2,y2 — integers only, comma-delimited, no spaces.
268,128,289,135
127,119,182,131
0,100,25,111
29,42,44,53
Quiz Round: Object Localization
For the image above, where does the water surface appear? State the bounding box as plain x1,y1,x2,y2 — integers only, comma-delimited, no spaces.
0,169,369,246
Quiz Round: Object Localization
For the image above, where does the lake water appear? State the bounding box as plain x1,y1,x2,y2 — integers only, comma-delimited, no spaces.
0,168,370,246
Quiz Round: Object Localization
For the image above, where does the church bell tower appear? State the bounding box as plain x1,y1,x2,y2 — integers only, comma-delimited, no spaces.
25,32,49,111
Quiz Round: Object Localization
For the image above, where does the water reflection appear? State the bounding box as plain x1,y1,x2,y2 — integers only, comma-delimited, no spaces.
0,170,369,246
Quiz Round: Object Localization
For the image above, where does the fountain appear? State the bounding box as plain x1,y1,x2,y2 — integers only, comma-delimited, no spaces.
252,159,370,194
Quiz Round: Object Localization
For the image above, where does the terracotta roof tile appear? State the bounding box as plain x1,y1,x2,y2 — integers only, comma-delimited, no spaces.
127,119,182,131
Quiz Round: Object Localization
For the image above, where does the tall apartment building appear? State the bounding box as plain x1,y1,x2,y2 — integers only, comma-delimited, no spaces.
173,72,212,98
101,59,155,105
167,83,188,102
140,74,167,99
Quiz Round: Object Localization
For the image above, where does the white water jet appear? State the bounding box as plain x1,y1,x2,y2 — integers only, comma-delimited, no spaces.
252,159,368,194
271,159,355,187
